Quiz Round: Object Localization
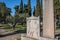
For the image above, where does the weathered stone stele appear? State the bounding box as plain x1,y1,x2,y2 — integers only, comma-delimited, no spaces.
26,16,40,38
43,0,54,38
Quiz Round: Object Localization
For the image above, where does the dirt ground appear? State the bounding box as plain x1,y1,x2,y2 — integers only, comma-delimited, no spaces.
0,28,26,40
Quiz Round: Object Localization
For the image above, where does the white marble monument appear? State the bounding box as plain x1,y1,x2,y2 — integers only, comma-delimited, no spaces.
26,16,40,38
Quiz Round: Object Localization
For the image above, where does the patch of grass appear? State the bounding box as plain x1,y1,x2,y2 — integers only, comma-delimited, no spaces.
0,23,27,32
55,26,60,34
15,24,27,30
55,32,60,34
56,26,60,30
1,24,12,29
0,24,13,31
0,23,3,27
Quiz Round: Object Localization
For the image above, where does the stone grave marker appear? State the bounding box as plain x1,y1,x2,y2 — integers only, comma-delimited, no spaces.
26,16,40,38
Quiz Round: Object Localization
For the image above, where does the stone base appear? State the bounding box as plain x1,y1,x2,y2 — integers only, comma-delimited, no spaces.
39,37,57,40
21,35,57,40
21,36,38,40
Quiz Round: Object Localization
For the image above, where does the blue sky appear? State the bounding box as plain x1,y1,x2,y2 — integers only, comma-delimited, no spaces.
0,0,36,16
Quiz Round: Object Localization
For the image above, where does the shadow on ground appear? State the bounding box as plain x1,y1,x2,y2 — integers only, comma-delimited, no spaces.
0,30,26,38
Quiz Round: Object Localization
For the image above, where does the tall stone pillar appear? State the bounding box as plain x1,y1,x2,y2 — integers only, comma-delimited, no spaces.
43,0,54,38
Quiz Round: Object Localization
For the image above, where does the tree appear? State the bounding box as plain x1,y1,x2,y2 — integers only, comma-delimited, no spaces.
54,0,60,27
0,2,11,23
24,4,29,17
19,0,23,13
14,5,19,15
6,8,11,16
54,0,60,16
28,0,31,16
35,0,41,17
33,6,35,16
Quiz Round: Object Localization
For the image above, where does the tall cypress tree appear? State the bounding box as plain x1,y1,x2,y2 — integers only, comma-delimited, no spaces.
33,6,35,16
19,0,23,13
35,0,41,16
28,0,31,16
36,0,40,6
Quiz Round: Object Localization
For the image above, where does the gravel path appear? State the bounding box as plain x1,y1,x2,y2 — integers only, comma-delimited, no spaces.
0,28,7,34
0,28,26,40
0,34,21,40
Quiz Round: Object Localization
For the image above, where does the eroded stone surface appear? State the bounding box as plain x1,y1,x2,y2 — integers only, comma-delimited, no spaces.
27,16,40,38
